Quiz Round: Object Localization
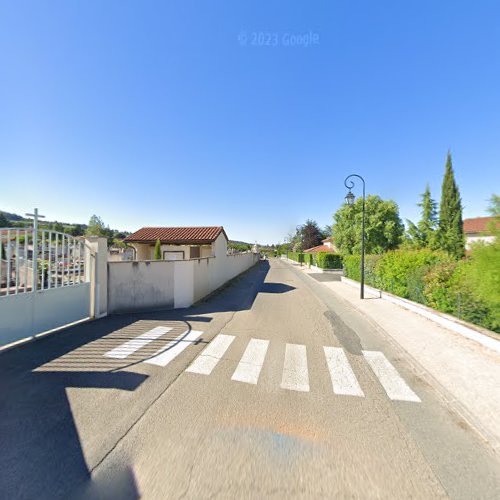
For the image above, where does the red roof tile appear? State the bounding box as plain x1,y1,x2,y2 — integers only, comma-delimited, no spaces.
463,217,497,234
304,244,336,253
124,226,227,244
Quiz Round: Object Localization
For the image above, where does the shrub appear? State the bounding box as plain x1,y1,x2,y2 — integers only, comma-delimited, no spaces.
316,252,342,269
342,246,499,333
466,240,500,331
376,249,448,298
342,255,380,285
154,239,161,260
423,260,459,313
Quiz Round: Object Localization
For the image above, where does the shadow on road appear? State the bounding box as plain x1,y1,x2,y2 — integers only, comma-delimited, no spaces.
0,260,279,499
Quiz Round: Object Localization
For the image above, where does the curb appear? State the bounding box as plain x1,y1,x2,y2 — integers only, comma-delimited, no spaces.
341,277,500,355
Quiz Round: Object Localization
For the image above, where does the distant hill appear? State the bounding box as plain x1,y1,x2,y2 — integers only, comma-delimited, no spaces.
229,240,252,246
0,210,86,227
0,210,26,222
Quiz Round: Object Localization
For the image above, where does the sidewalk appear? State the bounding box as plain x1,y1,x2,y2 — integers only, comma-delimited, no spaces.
284,258,500,453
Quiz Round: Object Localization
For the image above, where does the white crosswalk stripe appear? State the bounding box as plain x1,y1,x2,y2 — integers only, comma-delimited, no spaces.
186,334,235,375
231,338,269,384
324,346,365,397
281,344,309,392
145,329,204,367
363,350,421,402
184,336,420,403
104,326,173,359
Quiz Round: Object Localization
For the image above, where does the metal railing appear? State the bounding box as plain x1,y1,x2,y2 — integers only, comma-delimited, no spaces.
0,228,87,297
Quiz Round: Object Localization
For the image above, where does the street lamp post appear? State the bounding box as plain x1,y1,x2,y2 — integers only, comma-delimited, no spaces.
344,174,366,299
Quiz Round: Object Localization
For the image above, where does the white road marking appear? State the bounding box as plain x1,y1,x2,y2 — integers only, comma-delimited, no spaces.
281,344,309,392
103,326,173,359
231,338,269,385
363,351,421,402
145,330,203,367
324,346,365,397
186,334,235,375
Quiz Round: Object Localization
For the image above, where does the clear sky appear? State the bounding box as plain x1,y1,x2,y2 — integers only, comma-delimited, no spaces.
1,1,499,244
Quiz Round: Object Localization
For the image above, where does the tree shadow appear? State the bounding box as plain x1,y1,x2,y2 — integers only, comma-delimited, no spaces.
259,282,295,294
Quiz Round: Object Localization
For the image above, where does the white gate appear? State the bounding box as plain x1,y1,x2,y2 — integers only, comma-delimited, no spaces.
0,225,95,349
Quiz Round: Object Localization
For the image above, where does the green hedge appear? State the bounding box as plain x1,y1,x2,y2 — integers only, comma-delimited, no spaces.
287,251,342,269
343,248,499,333
316,252,342,269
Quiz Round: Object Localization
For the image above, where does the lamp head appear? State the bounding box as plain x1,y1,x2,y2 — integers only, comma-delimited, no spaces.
345,190,355,206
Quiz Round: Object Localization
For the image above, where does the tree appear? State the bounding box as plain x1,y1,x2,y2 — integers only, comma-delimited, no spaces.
300,219,324,250
51,221,64,232
332,195,404,255
85,215,114,245
69,224,85,237
0,212,11,228
485,194,500,237
488,194,500,218
154,239,162,260
406,184,438,249
437,152,465,258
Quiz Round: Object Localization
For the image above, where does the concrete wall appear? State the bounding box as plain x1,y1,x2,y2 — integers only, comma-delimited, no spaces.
108,260,175,313
107,251,259,313
466,235,495,250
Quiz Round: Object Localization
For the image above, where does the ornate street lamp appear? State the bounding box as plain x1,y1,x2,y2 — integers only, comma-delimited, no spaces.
344,174,366,299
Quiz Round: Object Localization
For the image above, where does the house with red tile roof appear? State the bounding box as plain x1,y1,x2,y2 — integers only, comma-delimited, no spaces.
124,226,228,260
304,237,338,254
464,216,498,249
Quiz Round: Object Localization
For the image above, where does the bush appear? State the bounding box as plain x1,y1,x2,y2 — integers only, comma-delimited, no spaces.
316,252,342,269
375,250,448,298
287,252,302,263
343,247,499,333
422,260,459,313
466,240,500,331
343,255,380,285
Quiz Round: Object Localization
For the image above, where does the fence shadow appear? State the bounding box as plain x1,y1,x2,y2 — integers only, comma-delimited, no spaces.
0,260,278,498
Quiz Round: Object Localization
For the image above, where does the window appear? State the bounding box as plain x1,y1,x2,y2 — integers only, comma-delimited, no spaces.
190,247,201,259
163,251,184,261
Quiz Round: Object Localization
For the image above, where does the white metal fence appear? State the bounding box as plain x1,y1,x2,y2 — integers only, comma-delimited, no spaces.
0,228,87,296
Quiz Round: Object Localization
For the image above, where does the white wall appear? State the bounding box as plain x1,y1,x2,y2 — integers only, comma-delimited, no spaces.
108,261,175,313
107,251,259,313
0,284,91,347
466,235,495,250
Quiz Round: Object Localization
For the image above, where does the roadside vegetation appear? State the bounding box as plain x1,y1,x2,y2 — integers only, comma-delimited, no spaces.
276,152,499,333
339,153,499,333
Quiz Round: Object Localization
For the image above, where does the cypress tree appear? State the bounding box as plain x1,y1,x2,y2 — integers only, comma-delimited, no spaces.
406,184,438,249
418,184,438,248
437,152,465,258
154,239,162,260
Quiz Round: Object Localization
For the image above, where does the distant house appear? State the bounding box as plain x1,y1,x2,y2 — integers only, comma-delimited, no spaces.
464,217,498,249
124,226,228,261
304,237,338,254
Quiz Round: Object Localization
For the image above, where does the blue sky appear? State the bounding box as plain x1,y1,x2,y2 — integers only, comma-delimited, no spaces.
1,1,499,244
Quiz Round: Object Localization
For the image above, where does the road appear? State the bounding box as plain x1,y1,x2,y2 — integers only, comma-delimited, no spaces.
1,258,500,499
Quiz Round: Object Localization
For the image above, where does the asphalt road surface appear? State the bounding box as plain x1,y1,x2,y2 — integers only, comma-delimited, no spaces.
1,259,500,499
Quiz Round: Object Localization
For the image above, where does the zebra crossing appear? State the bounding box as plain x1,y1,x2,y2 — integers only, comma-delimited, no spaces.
186,334,421,403
103,328,421,403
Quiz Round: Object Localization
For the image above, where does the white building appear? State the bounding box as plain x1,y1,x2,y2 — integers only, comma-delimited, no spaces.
464,217,497,250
